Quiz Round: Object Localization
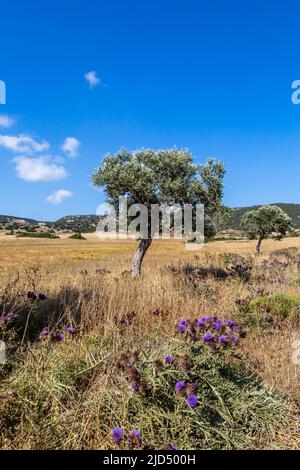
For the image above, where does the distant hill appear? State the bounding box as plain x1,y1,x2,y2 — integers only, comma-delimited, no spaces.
230,203,300,230
53,215,101,233
1,203,300,233
0,215,38,225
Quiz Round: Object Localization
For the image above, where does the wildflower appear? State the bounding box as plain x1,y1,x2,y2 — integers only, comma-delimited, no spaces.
177,319,187,333
150,308,161,315
27,291,37,301
167,443,178,450
130,383,139,392
229,333,238,342
196,316,208,327
218,335,228,345
128,429,142,448
1,311,18,322
202,333,214,343
212,319,223,331
226,319,235,328
51,332,65,341
175,380,186,393
112,427,124,445
39,327,49,338
186,394,198,407
38,293,48,301
165,354,174,364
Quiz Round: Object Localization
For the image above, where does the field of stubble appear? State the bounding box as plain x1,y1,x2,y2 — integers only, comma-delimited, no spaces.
0,236,299,450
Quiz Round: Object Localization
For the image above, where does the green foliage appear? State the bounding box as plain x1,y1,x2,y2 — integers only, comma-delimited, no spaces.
0,334,290,450
16,232,59,239
238,294,300,329
69,232,86,240
241,206,292,254
93,148,226,238
231,203,300,230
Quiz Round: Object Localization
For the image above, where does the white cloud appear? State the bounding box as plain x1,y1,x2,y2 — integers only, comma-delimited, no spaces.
46,189,74,205
0,133,49,154
14,156,68,182
61,136,80,158
0,114,16,128
84,70,100,88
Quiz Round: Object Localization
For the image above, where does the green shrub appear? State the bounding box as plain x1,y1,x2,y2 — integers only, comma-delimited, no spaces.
0,332,290,450
16,232,59,239
239,294,300,329
69,232,86,240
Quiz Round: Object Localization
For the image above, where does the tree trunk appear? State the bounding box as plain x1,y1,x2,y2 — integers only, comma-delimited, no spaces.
132,238,152,277
256,236,263,255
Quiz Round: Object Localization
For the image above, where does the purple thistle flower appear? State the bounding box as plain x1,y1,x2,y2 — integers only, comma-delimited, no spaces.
167,443,178,450
226,319,235,328
218,335,228,345
186,394,198,407
165,354,174,364
202,333,214,343
66,326,74,334
130,383,139,392
212,319,223,331
177,319,187,333
51,332,65,341
38,294,48,301
230,333,238,342
175,380,186,393
129,429,142,447
112,427,124,445
40,327,49,338
196,316,208,326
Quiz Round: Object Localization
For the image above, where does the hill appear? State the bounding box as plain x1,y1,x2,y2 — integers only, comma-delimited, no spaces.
1,203,300,233
0,215,38,225
229,203,300,230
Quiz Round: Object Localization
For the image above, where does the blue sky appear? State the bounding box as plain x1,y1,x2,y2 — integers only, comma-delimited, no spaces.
0,0,300,221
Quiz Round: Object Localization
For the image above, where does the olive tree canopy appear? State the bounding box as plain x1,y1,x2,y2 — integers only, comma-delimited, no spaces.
241,205,292,255
93,148,226,276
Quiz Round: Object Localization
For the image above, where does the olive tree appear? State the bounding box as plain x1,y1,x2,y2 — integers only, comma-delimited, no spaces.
241,205,292,255
93,148,226,277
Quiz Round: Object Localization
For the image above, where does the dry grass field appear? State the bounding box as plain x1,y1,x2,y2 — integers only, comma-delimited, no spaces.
0,236,299,450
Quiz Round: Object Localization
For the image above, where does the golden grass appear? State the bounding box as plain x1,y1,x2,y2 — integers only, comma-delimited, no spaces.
0,236,299,449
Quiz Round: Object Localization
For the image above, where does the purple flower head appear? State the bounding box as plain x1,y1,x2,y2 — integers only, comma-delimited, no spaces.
130,383,139,392
175,380,186,393
150,308,161,315
38,294,48,301
226,319,235,328
66,326,74,334
229,333,238,342
218,335,228,345
167,443,178,450
212,319,223,331
186,394,198,408
177,319,187,333
51,332,65,341
40,327,49,338
165,354,174,364
128,429,142,448
202,333,214,343
112,427,124,445
196,316,208,327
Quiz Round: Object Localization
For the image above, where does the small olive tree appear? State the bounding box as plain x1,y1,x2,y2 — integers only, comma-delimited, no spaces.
241,205,292,255
93,148,226,277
